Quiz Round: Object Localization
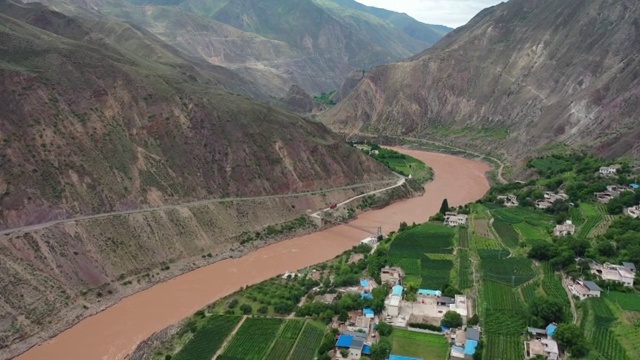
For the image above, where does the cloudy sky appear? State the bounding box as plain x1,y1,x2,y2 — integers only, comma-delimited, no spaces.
356,0,504,28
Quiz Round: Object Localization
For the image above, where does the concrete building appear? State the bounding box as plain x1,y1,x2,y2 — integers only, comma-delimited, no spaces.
525,323,559,360
569,280,602,300
590,262,636,287
380,266,404,285
360,236,378,246
498,194,519,207
599,165,621,176
535,200,553,209
625,205,640,219
444,212,468,226
450,295,468,317
554,220,575,237
335,331,371,359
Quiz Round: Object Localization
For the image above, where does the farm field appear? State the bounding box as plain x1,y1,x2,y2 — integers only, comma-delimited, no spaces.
491,207,553,229
607,292,640,312
369,147,433,183
513,222,550,243
580,298,630,360
390,223,455,289
492,220,520,248
458,227,470,248
264,320,305,360
577,203,603,239
612,312,640,358
219,317,283,360
288,321,325,360
457,249,472,290
391,329,449,359
173,315,241,360
480,254,534,287
473,219,494,238
471,235,502,250
484,334,523,360
541,265,571,321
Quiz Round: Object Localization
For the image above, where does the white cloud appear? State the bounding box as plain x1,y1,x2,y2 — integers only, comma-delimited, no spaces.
355,0,505,28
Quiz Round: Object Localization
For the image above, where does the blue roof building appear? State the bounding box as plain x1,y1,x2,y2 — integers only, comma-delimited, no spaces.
417,289,442,296
630,183,639,189
360,279,370,287
361,292,373,300
392,285,404,296
362,344,371,355
363,308,375,318
336,335,353,348
546,323,558,337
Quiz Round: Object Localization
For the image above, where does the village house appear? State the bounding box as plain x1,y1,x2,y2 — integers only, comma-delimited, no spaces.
569,279,602,300
599,165,621,176
451,327,480,359
595,185,632,203
590,262,636,287
380,266,404,285
444,212,468,226
335,331,371,359
536,192,569,209
498,194,519,207
384,285,404,317
535,200,553,209
595,191,615,203
625,204,640,219
525,323,558,360
553,220,575,237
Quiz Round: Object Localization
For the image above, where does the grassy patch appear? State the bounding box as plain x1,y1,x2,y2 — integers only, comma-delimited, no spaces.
607,292,640,312
391,329,449,359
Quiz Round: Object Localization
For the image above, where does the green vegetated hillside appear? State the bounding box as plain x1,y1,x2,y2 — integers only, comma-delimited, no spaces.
0,1,398,356
322,0,640,160
38,0,448,98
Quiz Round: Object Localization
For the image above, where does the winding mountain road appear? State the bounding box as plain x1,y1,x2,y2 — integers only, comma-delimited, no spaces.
0,178,400,237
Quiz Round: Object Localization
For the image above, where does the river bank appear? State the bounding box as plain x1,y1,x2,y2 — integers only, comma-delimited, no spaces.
14,149,490,360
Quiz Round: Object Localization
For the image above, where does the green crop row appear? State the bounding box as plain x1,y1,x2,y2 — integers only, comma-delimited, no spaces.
220,317,283,360
391,223,455,257
484,334,523,360
288,322,325,360
481,258,535,287
173,315,241,360
493,220,520,248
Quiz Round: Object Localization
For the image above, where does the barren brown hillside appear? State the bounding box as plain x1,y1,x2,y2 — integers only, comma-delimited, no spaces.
0,2,396,356
323,0,640,160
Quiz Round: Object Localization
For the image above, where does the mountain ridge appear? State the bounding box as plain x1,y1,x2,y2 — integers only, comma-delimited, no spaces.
322,0,640,160
0,3,397,354
33,0,450,98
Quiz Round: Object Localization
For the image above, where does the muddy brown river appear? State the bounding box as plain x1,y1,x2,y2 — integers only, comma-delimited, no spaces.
16,148,490,360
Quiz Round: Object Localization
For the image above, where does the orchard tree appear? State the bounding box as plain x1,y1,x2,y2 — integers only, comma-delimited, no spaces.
439,198,450,214
441,311,463,328
529,297,565,327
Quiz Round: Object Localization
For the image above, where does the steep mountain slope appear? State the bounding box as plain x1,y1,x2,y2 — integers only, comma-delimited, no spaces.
323,0,640,160
330,0,452,45
35,0,448,98
0,2,396,355
0,0,392,231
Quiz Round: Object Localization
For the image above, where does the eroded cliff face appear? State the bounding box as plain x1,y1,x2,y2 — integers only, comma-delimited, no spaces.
323,0,640,160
